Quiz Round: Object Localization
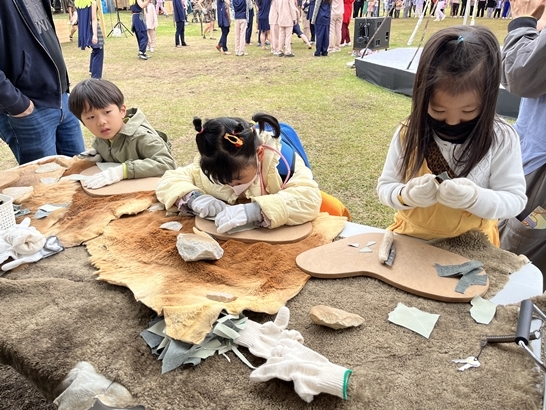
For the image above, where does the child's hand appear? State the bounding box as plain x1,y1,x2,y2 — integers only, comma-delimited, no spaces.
188,194,227,218
215,203,262,233
437,178,479,210
83,166,124,189
401,173,438,208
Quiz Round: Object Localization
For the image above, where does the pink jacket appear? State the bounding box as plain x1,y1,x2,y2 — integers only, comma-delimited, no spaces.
276,0,297,26
146,3,158,29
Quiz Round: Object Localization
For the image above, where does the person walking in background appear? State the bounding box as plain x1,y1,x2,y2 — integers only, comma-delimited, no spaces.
174,0,188,47
0,0,85,164
353,0,364,16
328,0,343,52
277,0,298,56
246,0,256,44
476,0,486,16
403,0,413,17
414,0,424,15
156,0,170,15
501,0,510,17
493,0,502,17
366,0,375,16
269,0,280,55
499,0,546,285
312,0,331,56
486,0,496,16
257,0,272,49
200,0,217,39
130,0,151,59
341,0,353,46
146,0,159,52
450,0,460,16
233,0,249,55
216,0,231,54
434,0,445,18
75,0,104,78
304,0,316,42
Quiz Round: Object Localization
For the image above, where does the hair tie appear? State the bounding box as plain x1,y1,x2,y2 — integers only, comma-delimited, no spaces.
457,36,464,43
224,133,244,147
198,128,204,134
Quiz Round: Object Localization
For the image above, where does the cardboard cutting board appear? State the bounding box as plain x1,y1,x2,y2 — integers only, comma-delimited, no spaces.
296,232,489,302
0,171,19,190
194,217,313,244
80,166,160,196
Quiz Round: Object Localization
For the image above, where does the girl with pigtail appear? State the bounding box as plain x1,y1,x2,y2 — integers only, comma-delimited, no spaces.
155,113,323,233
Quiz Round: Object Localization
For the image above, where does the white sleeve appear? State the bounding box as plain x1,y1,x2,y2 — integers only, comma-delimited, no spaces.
376,126,409,210
466,123,527,220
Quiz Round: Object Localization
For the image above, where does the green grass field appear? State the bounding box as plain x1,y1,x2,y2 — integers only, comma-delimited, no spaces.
0,11,513,228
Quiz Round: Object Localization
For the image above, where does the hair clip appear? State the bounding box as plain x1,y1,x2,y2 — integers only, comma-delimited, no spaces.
224,133,244,147
457,36,464,43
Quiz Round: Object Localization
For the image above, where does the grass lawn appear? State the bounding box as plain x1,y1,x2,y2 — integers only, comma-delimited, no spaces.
0,11,513,229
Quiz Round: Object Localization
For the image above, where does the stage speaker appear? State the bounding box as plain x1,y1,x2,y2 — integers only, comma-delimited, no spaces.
353,17,391,50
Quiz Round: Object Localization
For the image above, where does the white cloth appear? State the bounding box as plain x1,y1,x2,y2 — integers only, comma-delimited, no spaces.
377,119,527,220
437,178,479,210
401,173,439,208
1,217,45,255
188,194,227,218
78,148,102,162
215,202,262,234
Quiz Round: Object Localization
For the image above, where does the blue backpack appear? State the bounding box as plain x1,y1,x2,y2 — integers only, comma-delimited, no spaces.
258,122,311,181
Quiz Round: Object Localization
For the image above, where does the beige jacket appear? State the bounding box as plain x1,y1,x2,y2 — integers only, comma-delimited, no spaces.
276,0,298,27
155,130,321,228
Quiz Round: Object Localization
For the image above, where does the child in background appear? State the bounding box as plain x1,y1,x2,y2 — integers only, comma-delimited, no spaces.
312,0,331,56
130,0,151,60
68,79,176,189
434,0,445,19
146,0,159,52
366,0,375,16
156,114,323,233
376,26,526,245
493,0,502,17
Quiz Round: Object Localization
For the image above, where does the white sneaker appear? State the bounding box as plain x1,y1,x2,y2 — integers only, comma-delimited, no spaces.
150,47,154,52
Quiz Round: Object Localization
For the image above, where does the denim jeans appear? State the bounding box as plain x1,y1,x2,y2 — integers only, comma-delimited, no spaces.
0,93,84,165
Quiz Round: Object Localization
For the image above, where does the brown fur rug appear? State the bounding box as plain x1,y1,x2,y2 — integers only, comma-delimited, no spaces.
0,159,543,409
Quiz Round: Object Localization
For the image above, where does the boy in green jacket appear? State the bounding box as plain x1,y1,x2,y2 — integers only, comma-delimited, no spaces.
69,78,176,189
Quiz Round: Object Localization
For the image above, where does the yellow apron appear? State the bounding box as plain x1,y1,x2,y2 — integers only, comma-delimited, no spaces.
388,160,500,246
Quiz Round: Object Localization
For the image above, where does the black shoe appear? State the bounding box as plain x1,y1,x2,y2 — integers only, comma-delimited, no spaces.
285,53,295,57
321,52,328,56
278,52,284,57
182,42,188,46
138,52,148,60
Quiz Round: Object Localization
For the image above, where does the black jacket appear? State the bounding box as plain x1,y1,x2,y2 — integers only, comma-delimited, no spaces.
0,0,69,116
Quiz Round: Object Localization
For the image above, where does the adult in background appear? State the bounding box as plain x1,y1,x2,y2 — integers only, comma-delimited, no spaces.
130,0,152,59
216,0,232,54
0,0,84,165
499,0,546,285
174,0,188,47
75,0,104,78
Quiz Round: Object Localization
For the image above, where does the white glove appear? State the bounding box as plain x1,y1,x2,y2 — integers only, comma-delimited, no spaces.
83,166,124,189
437,178,479,210
78,148,102,162
234,306,304,359
250,338,352,403
1,217,45,255
401,173,439,208
1,236,64,271
215,202,262,234
188,194,227,218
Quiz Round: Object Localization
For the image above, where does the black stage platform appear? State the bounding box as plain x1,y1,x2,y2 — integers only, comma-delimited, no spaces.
355,48,521,119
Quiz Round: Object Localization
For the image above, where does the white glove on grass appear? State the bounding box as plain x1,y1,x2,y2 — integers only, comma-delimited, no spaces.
83,166,124,189
188,194,227,218
215,202,262,234
401,173,439,208
250,338,352,403
437,178,479,210
235,306,304,359
78,148,102,162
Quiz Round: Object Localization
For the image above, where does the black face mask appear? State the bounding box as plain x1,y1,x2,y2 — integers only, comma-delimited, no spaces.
427,114,480,144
